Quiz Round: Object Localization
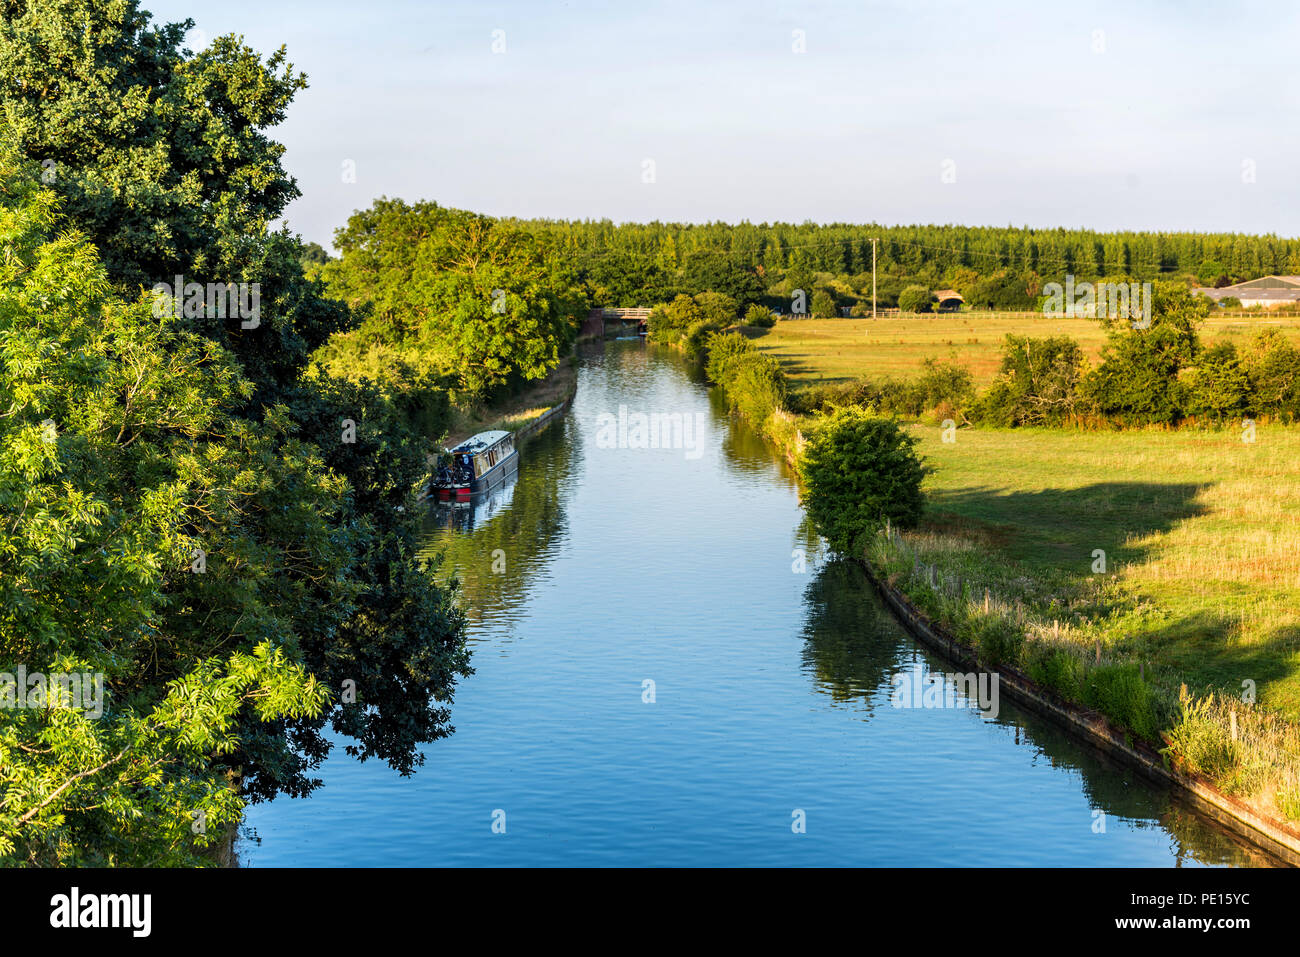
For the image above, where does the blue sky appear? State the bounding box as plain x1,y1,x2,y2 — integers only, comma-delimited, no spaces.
145,0,1300,248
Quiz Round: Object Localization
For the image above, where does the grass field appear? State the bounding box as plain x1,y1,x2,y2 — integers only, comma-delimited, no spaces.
753,312,1300,387
906,425,1300,718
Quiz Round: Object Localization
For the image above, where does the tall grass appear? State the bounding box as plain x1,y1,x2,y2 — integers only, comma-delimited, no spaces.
868,526,1300,823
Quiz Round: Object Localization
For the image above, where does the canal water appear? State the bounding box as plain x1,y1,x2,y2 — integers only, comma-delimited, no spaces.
241,339,1266,866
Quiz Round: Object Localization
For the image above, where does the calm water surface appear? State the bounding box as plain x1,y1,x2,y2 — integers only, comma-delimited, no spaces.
242,340,1268,866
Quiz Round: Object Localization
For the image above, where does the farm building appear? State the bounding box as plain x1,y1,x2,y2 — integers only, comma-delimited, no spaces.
932,289,965,311
1193,275,1300,307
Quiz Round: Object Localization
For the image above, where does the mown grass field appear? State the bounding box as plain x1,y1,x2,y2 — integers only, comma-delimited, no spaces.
907,425,1300,719
754,312,1300,386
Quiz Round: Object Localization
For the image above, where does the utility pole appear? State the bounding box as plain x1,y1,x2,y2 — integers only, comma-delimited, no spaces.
872,237,878,320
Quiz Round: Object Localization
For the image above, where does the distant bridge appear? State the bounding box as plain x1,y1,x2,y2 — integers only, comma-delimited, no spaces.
580,307,651,339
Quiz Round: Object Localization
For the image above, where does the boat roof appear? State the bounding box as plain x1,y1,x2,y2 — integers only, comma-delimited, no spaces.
450,430,512,454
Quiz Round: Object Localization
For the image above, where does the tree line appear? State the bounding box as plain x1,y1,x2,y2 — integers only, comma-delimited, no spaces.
509,218,1300,312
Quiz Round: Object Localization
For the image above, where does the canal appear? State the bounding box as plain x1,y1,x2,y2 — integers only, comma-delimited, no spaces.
241,339,1267,866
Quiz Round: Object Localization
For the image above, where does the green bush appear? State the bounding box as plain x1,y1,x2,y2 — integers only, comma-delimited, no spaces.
792,358,973,421
704,332,788,423
1181,342,1249,421
1242,329,1300,420
682,319,723,362
647,294,703,343
971,614,1024,668
1079,284,1207,425
1163,697,1242,779
811,289,839,318
898,285,934,313
1026,646,1084,700
744,302,776,327
798,407,927,554
694,291,739,327
977,335,1084,426
704,330,758,383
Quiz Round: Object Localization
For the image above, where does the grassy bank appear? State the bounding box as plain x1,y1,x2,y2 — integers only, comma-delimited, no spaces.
444,357,577,447
753,312,1300,387
892,424,1300,822
906,424,1300,715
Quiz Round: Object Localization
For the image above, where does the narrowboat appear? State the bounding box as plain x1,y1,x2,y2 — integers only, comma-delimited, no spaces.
431,430,518,502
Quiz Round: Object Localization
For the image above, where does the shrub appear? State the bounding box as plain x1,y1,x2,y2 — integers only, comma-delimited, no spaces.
1083,663,1165,744
729,352,787,422
1180,342,1249,420
799,408,927,554
1026,646,1084,700
1163,696,1242,779
977,335,1084,426
693,290,739,327
1241,329,1300,420
744,302,776,327
646,294,702,343
811,289,839,318
913,357,974,417
898,285,934,313
704,330,758,383
704,332,787,424
1079,284,1207,425
682,319,723,362
971,613,1024,668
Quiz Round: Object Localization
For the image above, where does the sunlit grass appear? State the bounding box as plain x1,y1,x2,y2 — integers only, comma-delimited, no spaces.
445,360,576,446
907,424,1300,718
755,312,1300,387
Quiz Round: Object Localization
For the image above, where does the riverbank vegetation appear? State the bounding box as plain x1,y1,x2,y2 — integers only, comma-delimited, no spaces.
0,1,583,865
736,297,1300,826
671,278,1300,826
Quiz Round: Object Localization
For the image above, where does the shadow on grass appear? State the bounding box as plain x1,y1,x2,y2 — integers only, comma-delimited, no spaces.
921,480,1300,715
1134,610,1300,712
922,480,1211,573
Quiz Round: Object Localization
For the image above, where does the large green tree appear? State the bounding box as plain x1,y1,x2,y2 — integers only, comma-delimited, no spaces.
325,199,580,401
0,1,471,820
0,164,337,863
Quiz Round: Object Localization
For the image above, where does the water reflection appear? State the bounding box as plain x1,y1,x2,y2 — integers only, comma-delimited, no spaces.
429,475,517,533
420,414,577,631
797,559,1277,866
